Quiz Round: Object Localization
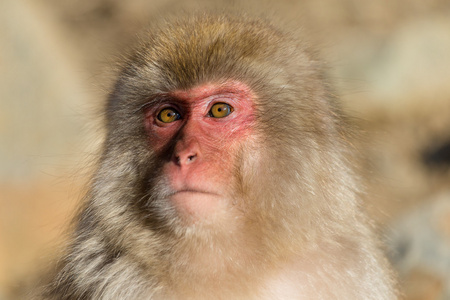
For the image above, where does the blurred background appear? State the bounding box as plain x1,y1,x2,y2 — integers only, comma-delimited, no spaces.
1,0,450,299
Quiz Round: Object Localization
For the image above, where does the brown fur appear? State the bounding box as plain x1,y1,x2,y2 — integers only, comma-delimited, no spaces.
40,13,397,299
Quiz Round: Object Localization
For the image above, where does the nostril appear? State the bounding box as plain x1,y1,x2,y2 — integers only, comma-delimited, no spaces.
174,153,197,165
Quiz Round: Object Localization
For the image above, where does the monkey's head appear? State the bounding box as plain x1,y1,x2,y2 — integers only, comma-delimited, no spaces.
41,13,397,300
94,14,354,255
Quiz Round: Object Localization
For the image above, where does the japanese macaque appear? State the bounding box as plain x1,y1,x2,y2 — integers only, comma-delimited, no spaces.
41,13,397,300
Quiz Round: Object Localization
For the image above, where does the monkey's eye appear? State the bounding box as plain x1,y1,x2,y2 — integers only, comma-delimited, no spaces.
157,107,181,123
208,103,233,118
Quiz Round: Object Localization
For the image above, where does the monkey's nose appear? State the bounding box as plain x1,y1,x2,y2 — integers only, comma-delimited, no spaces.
173,139,200,166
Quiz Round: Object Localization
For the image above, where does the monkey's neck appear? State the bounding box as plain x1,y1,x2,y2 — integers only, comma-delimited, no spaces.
153,226,290,299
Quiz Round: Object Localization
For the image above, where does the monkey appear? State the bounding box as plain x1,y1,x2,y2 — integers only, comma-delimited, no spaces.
40,13,397,300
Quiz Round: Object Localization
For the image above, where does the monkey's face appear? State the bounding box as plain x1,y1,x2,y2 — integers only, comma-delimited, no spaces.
104,15,323,240
143,81,258,224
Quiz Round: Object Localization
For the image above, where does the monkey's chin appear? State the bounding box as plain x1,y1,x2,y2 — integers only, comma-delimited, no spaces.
170,191,225,221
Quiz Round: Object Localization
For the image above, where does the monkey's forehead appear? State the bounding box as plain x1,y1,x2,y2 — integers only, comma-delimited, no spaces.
122,14,309,92
108,13,329,134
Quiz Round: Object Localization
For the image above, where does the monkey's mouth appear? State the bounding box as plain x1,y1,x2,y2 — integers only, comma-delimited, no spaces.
172,189,216,196
168,189,224,217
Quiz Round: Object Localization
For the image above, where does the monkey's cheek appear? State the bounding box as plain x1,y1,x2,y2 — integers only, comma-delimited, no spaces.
169,192,226,220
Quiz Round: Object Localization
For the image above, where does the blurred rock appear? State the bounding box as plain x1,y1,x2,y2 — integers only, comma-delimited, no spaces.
423,139,450,169
403,268,444,300
332,14,450,114
370,16,450,104
0,0,96,183
0,0,95,297
387,192,450,299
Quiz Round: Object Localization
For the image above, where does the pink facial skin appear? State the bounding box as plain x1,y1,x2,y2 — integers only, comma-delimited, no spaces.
144,81,256,219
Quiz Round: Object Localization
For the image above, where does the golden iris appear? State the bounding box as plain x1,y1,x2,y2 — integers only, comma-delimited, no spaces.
157,108,181,123
209,103,233,118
